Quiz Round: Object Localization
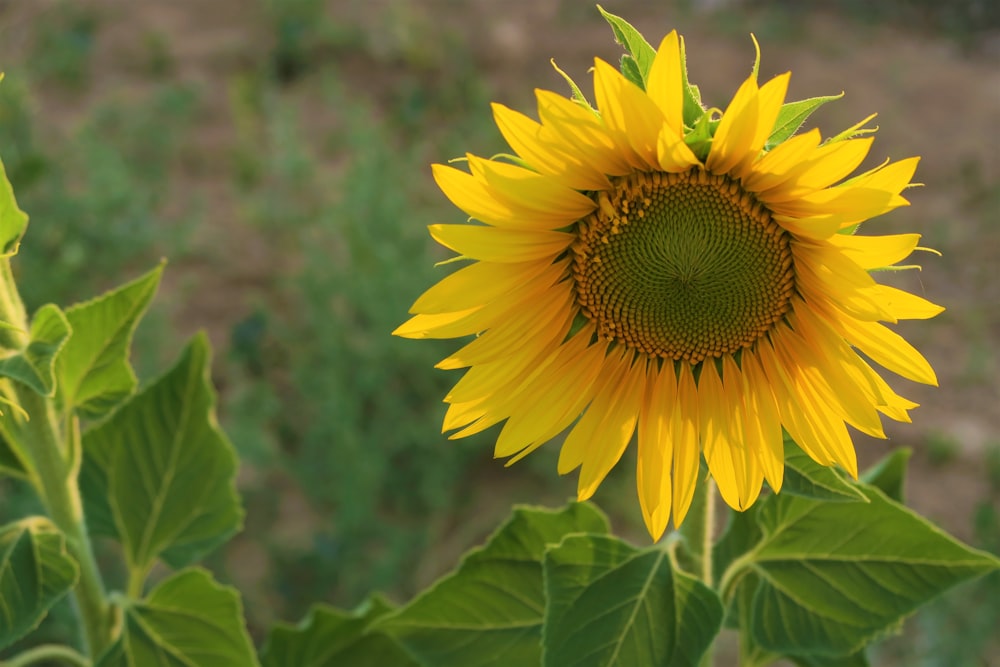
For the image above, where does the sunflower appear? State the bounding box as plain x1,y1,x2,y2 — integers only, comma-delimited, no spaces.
394,29,942,540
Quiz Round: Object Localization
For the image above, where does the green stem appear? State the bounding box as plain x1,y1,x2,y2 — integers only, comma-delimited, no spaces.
698,478,717,667
0,644,91,667
17,387,113,658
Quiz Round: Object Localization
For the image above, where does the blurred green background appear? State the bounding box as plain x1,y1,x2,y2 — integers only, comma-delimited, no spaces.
0,0,997,664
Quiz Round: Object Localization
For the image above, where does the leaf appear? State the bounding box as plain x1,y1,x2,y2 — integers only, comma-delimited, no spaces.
597,6,655,89
782,437,867,503
542,534,723,667
0,436,28,479
81,333,243,576
261,596,417,667
58,264,163,419
0,155,28,256
619,55,643,90
0,304,71,396
766,93,844,149
377,503,609,667
713,504,763,629
748,484,1000,658
860,448,910,502
0,517,79,650
94,568,258,667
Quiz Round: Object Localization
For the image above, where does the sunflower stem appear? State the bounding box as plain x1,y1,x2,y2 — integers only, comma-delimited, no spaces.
698,477,717,667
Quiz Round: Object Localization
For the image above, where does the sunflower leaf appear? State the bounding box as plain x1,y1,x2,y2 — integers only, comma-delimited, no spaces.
0,517,79,650
781,437,867,503
542,534,724,667
859,447,910,503
619,54,644,90
0,154,28,256
80,333,243,577
377,503,608,667
766,93,844,149
261,596,417,667
747,484,1000,658
94,568,258,667
597,6,655,90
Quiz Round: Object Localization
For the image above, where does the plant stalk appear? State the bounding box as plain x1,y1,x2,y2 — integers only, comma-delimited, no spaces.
18,386,113,658
698,477,717,667
0,643,91,667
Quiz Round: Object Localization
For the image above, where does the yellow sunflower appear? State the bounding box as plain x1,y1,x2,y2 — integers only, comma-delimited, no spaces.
395,30,942,540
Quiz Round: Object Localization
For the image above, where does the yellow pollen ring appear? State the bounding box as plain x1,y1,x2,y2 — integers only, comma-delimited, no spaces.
571,170,794,363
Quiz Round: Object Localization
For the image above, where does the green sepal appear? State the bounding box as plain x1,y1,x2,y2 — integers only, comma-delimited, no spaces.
94,568,258,667
542,534,724,667
261,596,418,667
377,503,609,667
683,110,719,162
598,6,655,90
0,154,28,256
766,93,844,150
0,517,80,650
0,304,71,396
781,437,867,503
57,263,163,420
80,333,243,578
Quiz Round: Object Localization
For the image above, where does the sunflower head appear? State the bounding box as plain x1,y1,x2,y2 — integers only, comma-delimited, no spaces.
395,11,942,540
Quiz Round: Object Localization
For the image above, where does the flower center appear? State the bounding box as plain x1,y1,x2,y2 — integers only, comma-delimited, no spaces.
571,170,794,363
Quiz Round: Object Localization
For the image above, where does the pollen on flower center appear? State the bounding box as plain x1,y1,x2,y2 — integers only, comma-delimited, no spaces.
571,170,795,363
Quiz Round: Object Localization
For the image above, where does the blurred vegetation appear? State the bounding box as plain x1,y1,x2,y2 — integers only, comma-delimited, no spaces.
0,0,997,662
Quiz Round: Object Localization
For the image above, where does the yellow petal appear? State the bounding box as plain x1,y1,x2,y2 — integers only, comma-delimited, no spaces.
743,128,821,192
706,75,759,175
767,186,906,224
429,224,573,263
672,362,701,527
577,355,647,500
557,345,631,475
757,137,874,202
741,351,784,492
466,155,597,223
637,361,677,541
491,102,612,191
830,316,938,386
432,163,516,226
657,126,700,173
825,233,921,269
410,259,552,314
592,58,662,170
871,285,944,320
645,31,684,133
793,242,896,322
394,308,485,339
732,72,791,181
535,89,632,177
772,213,842,240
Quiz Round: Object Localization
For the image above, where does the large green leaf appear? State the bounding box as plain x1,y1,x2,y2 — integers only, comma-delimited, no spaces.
542,534,723,667
0,517,79,650
81,333,242,576
378,503,609,667
261,596,417,667
0,153,28,256
57,264,163,419
95,568,257,667
0,304,71,396
781,438,867,503
748,484,1000,658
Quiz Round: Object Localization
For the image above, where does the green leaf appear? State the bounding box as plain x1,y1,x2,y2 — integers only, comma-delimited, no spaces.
748,484,1000,658
766,93,844,149
0,436,29,479
619,55,643,90
58,264,163,419
542,534,723,667
0,517,79,650
0,304,71,396
261,596,417,667
378,503,609,667
95,568,258,667
81,333,243,576
597,6,655,89
782,437,867,503
713,505,763,629
0,155,28,256
860,448,910,502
